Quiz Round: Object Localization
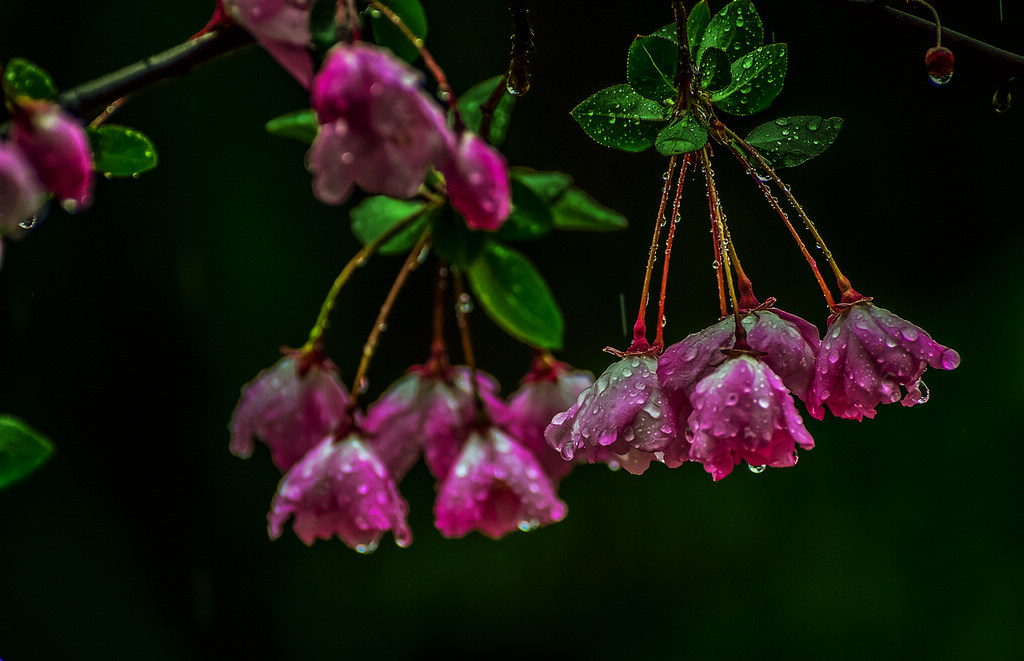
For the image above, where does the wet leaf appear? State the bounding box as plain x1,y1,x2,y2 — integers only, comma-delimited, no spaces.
457,75,516,146
571,84,669,152
87,125,158,177
0,415,53,489
744,115,844,168
687,1,712,56
350,196,431,255
466,240,563,349
309,0,339,52
497,178,554,241
655,114,708,155
370,0,427,64
698,47,732,92
431,208,486,269
2,57,57,101
511,168,627,232
698,0,763,62
627,35,678,103
711,43,787,116
265,109,318,144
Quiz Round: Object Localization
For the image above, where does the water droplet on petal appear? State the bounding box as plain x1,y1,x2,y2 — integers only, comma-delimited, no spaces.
748,464,766,474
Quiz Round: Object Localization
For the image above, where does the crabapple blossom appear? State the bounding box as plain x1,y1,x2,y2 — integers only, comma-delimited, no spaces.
0,140,45,232
442,131,511,231
222,0,315,88
10,100,93,212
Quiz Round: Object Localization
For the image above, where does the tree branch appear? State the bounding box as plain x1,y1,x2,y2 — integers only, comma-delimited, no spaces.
819,0,1024,76
56,25,253,118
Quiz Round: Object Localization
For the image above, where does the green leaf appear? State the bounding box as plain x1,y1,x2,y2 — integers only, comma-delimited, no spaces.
350,196,431,255
744,115,844,168
626,35,678,103
0,415,53,489
87,125,158,177
655,114,708,155
457,76,515,146
265,109,319,144
497,178,553,241
511,168,626,232
309,0,339,52
431,209,486,269
2,57,57,100
571,84,669,152
466,240,563,349
711,43,787,116
698,0,763,62
698,47,732,92
370,0,428,64
687,1,712,57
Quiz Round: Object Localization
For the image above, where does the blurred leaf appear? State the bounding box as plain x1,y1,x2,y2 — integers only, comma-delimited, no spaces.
265,109,319,144
627,35,678,103
511,168,627,232
698,47,732,92
370,0,428,64
687,1,711,56
457,76,516,146
431,209,486,269
497,178,554,241
87,125,158,177
350,196,431,255
698,0,763,62
655,114,708,155
711,43,787,116
309,0,338,52
2,57,57,100
744,115,844,168
0,415,53,489
466,240,563,349
571,84,668,152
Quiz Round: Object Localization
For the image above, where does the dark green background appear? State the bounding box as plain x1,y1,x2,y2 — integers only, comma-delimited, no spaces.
1,1,1021,659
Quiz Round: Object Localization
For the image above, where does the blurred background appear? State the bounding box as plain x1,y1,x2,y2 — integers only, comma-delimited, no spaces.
1,1,1021,659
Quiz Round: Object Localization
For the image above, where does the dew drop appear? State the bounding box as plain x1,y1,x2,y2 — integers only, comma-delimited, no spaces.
748,464,766,474
457,293,474,313
928,73,953,87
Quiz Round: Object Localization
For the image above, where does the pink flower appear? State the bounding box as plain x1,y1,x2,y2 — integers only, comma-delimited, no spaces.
222,0,315,88
0,140,45,233
494,356,593,482
308,43,452,204
544,355,679,473
442,131,511,230
687,353,814,481
808,301,960,421
268,435,412,551
10,101,93,212
229,350,351,472
434,427,567,539
360,364,503,481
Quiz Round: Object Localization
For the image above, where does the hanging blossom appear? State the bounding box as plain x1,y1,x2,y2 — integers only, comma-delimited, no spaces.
0,140,46,234
545,353,683,475
10,100,93,213
307,42,452,205
221,0,316,88
229,349,351,472
268,434,412,552
808,299,960,421
434,427,567,539
359,364,503,481
441,131,511,231
686,353,815,481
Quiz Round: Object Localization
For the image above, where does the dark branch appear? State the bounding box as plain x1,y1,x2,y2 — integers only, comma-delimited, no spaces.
56,25,253,118
821,0,1024,76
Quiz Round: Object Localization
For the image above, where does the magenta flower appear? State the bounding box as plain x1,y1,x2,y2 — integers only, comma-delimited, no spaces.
0,141,45,233
544,355,679,472
10,101,93,212
434,428,567,539
442,131,511,231
495,357,593,482
808,301,960,421
308,43,452,205
268,435,412,551
360,364,503,481
229,350,350,472
222,0,315,88
687,353,814,481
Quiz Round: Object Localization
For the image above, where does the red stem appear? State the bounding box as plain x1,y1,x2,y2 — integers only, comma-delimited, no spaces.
655,154,691,347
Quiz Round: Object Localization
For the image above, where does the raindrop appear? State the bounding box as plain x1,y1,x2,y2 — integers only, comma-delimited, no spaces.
916,380,931,404
59,199,80,214
661,315,667,328
748,464,766,474
928,73,953,87
437,89,452,102
457,293,474,313
416,244,431,263
377,322,388,333
711,259,720,269
18,217,37,230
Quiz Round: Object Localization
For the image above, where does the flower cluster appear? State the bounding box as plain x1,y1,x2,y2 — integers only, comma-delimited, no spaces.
231,352,592,550
547,301,958,481
1,100,93,244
